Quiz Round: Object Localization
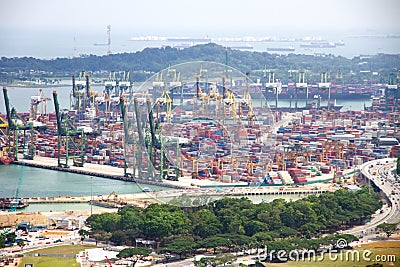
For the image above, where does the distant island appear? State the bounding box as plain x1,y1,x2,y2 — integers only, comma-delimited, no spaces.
0,43,399,84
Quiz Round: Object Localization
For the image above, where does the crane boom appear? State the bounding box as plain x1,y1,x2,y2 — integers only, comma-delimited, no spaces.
2,87,13,127
53,91,62,134
134,98,144,176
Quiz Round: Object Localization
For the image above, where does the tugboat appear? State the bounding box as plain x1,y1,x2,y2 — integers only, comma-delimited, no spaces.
142,187,153,193
0,198,29,210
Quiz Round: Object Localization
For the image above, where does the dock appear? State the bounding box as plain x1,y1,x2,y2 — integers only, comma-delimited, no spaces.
12,155,191,190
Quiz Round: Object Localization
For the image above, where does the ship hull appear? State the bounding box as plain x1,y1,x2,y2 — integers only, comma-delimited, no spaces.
264,92,371,100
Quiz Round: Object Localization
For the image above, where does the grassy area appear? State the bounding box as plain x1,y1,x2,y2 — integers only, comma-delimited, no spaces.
19,245,97,267
20,257,80,267
260,241,400,267
24,244,97,255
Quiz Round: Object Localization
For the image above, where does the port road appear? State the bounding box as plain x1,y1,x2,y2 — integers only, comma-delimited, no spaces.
344,158,400,238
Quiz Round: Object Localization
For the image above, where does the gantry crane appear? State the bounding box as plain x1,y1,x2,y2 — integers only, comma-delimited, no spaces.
3,87,36,161
264,68,281,109
120,95,140,178
295,70,308,111
239,73,255,126
168,70,182,106
119,71,133,98
71,72,85,110
146,98,159,179
133,97,146,178
30,89,50,119
223,90,237,122
70,71,97,112
317,71,331,109
155,91,173,122
105,71,117,95
0,115,11,164
385,73,399,111
53,91,86,168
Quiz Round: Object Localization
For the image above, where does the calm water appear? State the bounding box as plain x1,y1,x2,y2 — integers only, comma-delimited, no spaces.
0,164,170,198
0,85,371,114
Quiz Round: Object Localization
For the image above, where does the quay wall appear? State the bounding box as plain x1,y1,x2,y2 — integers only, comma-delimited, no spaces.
11,160,188,190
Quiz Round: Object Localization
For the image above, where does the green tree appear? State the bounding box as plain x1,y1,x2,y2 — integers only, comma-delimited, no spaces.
192,209,221,238
243,220,266,236
199,236,230,254
91,230,112,245
5,232,16,244
118,206,144,231
78,229,89,244
86,212,121,232
376,223,398,239
16,239,25,251
110,230,129,245
161,239,196,259
0,235,5,248
117,247,152,267
252,232,273,243
300,222,324,238
142,204,191,243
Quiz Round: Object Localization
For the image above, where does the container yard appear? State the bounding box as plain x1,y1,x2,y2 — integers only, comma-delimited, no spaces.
1,61,400,210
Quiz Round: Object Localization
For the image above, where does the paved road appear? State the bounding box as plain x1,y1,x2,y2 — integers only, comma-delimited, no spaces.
344,158,400,238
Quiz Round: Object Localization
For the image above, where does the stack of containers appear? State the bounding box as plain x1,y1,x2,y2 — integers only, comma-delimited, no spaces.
269,171,283,185
320,165,331,174
287,168,307,184
278,170,294,185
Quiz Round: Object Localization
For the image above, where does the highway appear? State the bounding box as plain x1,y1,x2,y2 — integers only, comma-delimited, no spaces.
344,158,400,238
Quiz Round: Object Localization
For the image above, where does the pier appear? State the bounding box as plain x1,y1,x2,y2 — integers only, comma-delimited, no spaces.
11,155,191,190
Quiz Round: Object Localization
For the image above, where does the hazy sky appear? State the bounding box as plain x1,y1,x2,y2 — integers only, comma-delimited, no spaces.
1,0,399,34
1,0,399,58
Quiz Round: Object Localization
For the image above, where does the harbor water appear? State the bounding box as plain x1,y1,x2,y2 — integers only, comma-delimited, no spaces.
0,164,170,199
0,85,371,114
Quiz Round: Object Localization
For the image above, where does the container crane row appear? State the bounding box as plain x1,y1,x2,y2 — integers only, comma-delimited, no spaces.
70,71,97,112
3,87,38,161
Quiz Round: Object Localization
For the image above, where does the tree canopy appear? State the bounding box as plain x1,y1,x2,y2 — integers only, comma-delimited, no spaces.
83,188,380,260
1,43,399,84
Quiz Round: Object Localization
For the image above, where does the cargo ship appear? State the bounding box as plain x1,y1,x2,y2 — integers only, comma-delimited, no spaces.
267,46,295,52
300,42,336,48
269,101,343,112
229,44,253,50
263,84,372,100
